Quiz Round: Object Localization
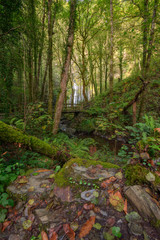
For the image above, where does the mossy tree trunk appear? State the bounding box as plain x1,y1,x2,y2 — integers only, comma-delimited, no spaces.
0,121,58,158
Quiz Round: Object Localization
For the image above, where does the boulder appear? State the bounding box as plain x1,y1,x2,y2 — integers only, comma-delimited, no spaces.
124,185,160,221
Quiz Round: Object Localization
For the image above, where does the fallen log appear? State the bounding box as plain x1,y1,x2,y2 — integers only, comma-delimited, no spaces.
0,121,58,158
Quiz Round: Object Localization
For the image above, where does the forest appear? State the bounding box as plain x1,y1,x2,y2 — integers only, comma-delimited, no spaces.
0,0,160,239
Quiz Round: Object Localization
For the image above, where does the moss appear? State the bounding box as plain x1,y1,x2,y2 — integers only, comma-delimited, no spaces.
0,120,58,157
124,164,160,186
54,157,119,187
151,219,160,228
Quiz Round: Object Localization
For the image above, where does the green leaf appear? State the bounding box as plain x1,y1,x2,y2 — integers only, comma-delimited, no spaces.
111,226,122,238
0,209,7,223
93,223,102,230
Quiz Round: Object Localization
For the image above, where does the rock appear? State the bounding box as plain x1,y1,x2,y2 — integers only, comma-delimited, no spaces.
8,234,20,240
140,152,150,160
124,185,160,221
100,210,108,217
146,172,155,182
115,171,123,180
72,164,88,173
128,222,143,236
53,186,73,202
125,212,142,223
81,189,99,201
7,170,54,199
35,208,49,224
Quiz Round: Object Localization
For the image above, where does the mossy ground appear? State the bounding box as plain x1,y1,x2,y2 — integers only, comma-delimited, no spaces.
124,164,160,186
54,157,119,187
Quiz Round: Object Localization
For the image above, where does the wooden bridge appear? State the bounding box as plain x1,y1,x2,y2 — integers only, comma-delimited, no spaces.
61,103,88,115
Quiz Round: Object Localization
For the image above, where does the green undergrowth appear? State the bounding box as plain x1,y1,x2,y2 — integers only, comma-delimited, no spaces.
124,164,160,186
54,158,119,187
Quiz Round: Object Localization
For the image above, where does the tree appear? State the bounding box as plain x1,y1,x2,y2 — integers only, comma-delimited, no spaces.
53,0,77,135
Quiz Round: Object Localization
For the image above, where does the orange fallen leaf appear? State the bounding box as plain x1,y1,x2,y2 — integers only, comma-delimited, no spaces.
50,231,58,240
83,203,95,210
79,216,95,238
63,224,75,240
41,231,49,240
2,221,11,232
109,191,124,212
77,208,83,217
101,176,116,189
124,199,127,214
36,169,50,173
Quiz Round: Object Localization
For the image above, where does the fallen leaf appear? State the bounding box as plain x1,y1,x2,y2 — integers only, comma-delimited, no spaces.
36,169,50,173
41,231,49,240
50,231,58,240
101,177,116,188
77,208,83,217
109,191,124,212
70,222,79,231
18,178,28,184
2,221,11,232
79,216,96,238
28,199,35,206
124,199,127,214
22,220,32,230
83,203,95,210
63,224,75,240
93,223,102,230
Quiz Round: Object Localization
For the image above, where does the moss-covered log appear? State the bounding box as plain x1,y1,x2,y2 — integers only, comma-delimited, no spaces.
0,121,58,157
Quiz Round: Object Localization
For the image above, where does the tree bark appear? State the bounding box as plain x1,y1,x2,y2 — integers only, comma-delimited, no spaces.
109,0,114,101
53,0,77,135
48,0,58,116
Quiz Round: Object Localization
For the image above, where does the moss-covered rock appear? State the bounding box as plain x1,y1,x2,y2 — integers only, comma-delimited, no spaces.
54,158,119,187
124,164,160,186
0,121,58,157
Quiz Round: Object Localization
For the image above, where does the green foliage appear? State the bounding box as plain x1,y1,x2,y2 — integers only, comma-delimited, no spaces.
111,226,122,238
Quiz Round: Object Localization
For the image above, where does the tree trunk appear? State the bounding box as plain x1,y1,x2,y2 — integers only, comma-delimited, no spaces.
109,0,114,101
37,0,46,98
53,0,77,135
48,0,53,117
119,45,123,81
48,0,58,116
133,102,137,125
0,121,58,157
99,39,103,94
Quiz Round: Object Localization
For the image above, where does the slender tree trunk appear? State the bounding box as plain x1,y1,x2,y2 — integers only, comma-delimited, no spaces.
105,55,108,90
37,0,46,98
142,0,149,78
53,0,77,135
28,46,33,102
109,0,114,101
48,0,53,117
82,41,88,102
48,0,58,116
119,45,123,81
139,0,158,119
99,40,103,94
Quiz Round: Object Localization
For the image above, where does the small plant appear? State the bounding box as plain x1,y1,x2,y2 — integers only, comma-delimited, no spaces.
111,226,122,238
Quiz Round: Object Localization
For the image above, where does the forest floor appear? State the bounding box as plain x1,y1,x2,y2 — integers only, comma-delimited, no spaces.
0,159,160,240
